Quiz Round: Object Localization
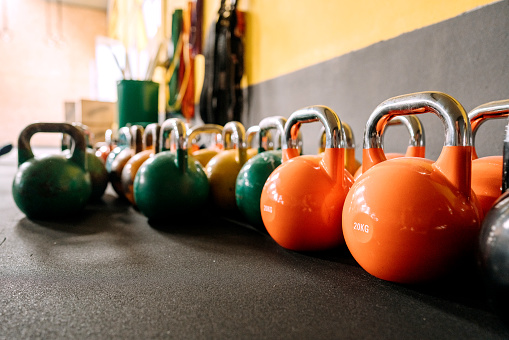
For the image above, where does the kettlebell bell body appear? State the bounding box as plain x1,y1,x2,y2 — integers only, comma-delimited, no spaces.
236,116,289,230
478,124,509,322
63,148,108,201
134,118,209,220
105,127,131,173
260,106,354,251
12,123,92,219
343,92,482,283
469,99,509,216
62,123,108,201
121,123,161,205
206,122,249,211
110,125,144,199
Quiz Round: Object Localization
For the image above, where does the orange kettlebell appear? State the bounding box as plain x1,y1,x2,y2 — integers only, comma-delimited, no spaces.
343,91,482,284
187,124,224,167
353,115,425,179
206,121,249,211
260,105,354,251
318,122,360,176
121,123,161,206
469,99,509,216
110,125,144,199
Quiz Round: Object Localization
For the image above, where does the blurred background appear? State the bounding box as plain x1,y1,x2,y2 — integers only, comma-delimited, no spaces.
0,0,506,158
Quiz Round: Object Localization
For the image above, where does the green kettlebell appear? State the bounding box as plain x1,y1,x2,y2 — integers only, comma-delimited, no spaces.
106,127,131,173
12,122,92,219
62,123,108,201
133,118,210,220
235,116,289,230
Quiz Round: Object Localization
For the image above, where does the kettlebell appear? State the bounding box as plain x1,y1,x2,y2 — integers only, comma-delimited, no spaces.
318,122,361,176
62,123,108,201
469,99,509,216
260,106,354,251
133,118,209,220
478,115,509,322
106,127,131,173
95,129,114,164
186,124,224,167
245,125,274,158
343,91,482,284
236,116,289,230
353,115,425,179
206,121,249,211
110,125,144,199
121,123,161,206
12,122,92,219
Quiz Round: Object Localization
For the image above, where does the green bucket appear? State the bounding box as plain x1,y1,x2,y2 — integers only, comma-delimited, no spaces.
117,80,159,128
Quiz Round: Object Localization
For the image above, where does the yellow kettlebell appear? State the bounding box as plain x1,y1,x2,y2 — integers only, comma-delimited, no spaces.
187,124,224,167
206,121,248,211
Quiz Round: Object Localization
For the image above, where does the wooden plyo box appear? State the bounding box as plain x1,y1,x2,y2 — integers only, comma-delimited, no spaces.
65,100,116,144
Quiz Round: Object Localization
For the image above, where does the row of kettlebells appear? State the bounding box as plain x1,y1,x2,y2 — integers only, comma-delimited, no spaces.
97,119,277,219
11,91,509,287
255,92,509,286
105,90,508,286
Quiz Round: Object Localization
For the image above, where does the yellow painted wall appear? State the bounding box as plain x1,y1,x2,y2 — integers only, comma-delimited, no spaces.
203,0,499,85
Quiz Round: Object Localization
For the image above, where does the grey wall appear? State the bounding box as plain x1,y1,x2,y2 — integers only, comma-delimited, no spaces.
245,0,509,160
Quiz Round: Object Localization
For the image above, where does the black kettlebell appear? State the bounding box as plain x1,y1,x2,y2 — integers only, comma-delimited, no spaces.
478,114,509,323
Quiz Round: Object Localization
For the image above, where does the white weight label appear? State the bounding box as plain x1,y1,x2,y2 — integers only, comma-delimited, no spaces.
353,222,370,233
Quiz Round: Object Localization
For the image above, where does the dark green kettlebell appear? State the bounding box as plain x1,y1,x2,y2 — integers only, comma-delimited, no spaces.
133,118,210,220
106,127,131,173
235,116,289,230
12,122,92,219
62,123,108,201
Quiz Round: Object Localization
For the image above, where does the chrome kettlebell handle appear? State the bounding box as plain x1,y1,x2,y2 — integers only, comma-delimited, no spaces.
143,123,161,154
105,129,113,146
62,122,93,150
118,126,131,147
364,92,469,149
159,118,188,152
187,124,223,147
223,121,247,149
319,122,355,151
129,125,145,154
468,99,509,146
285,105,344,149
384,115,425,148
259,116,287,150
245,125,260,149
